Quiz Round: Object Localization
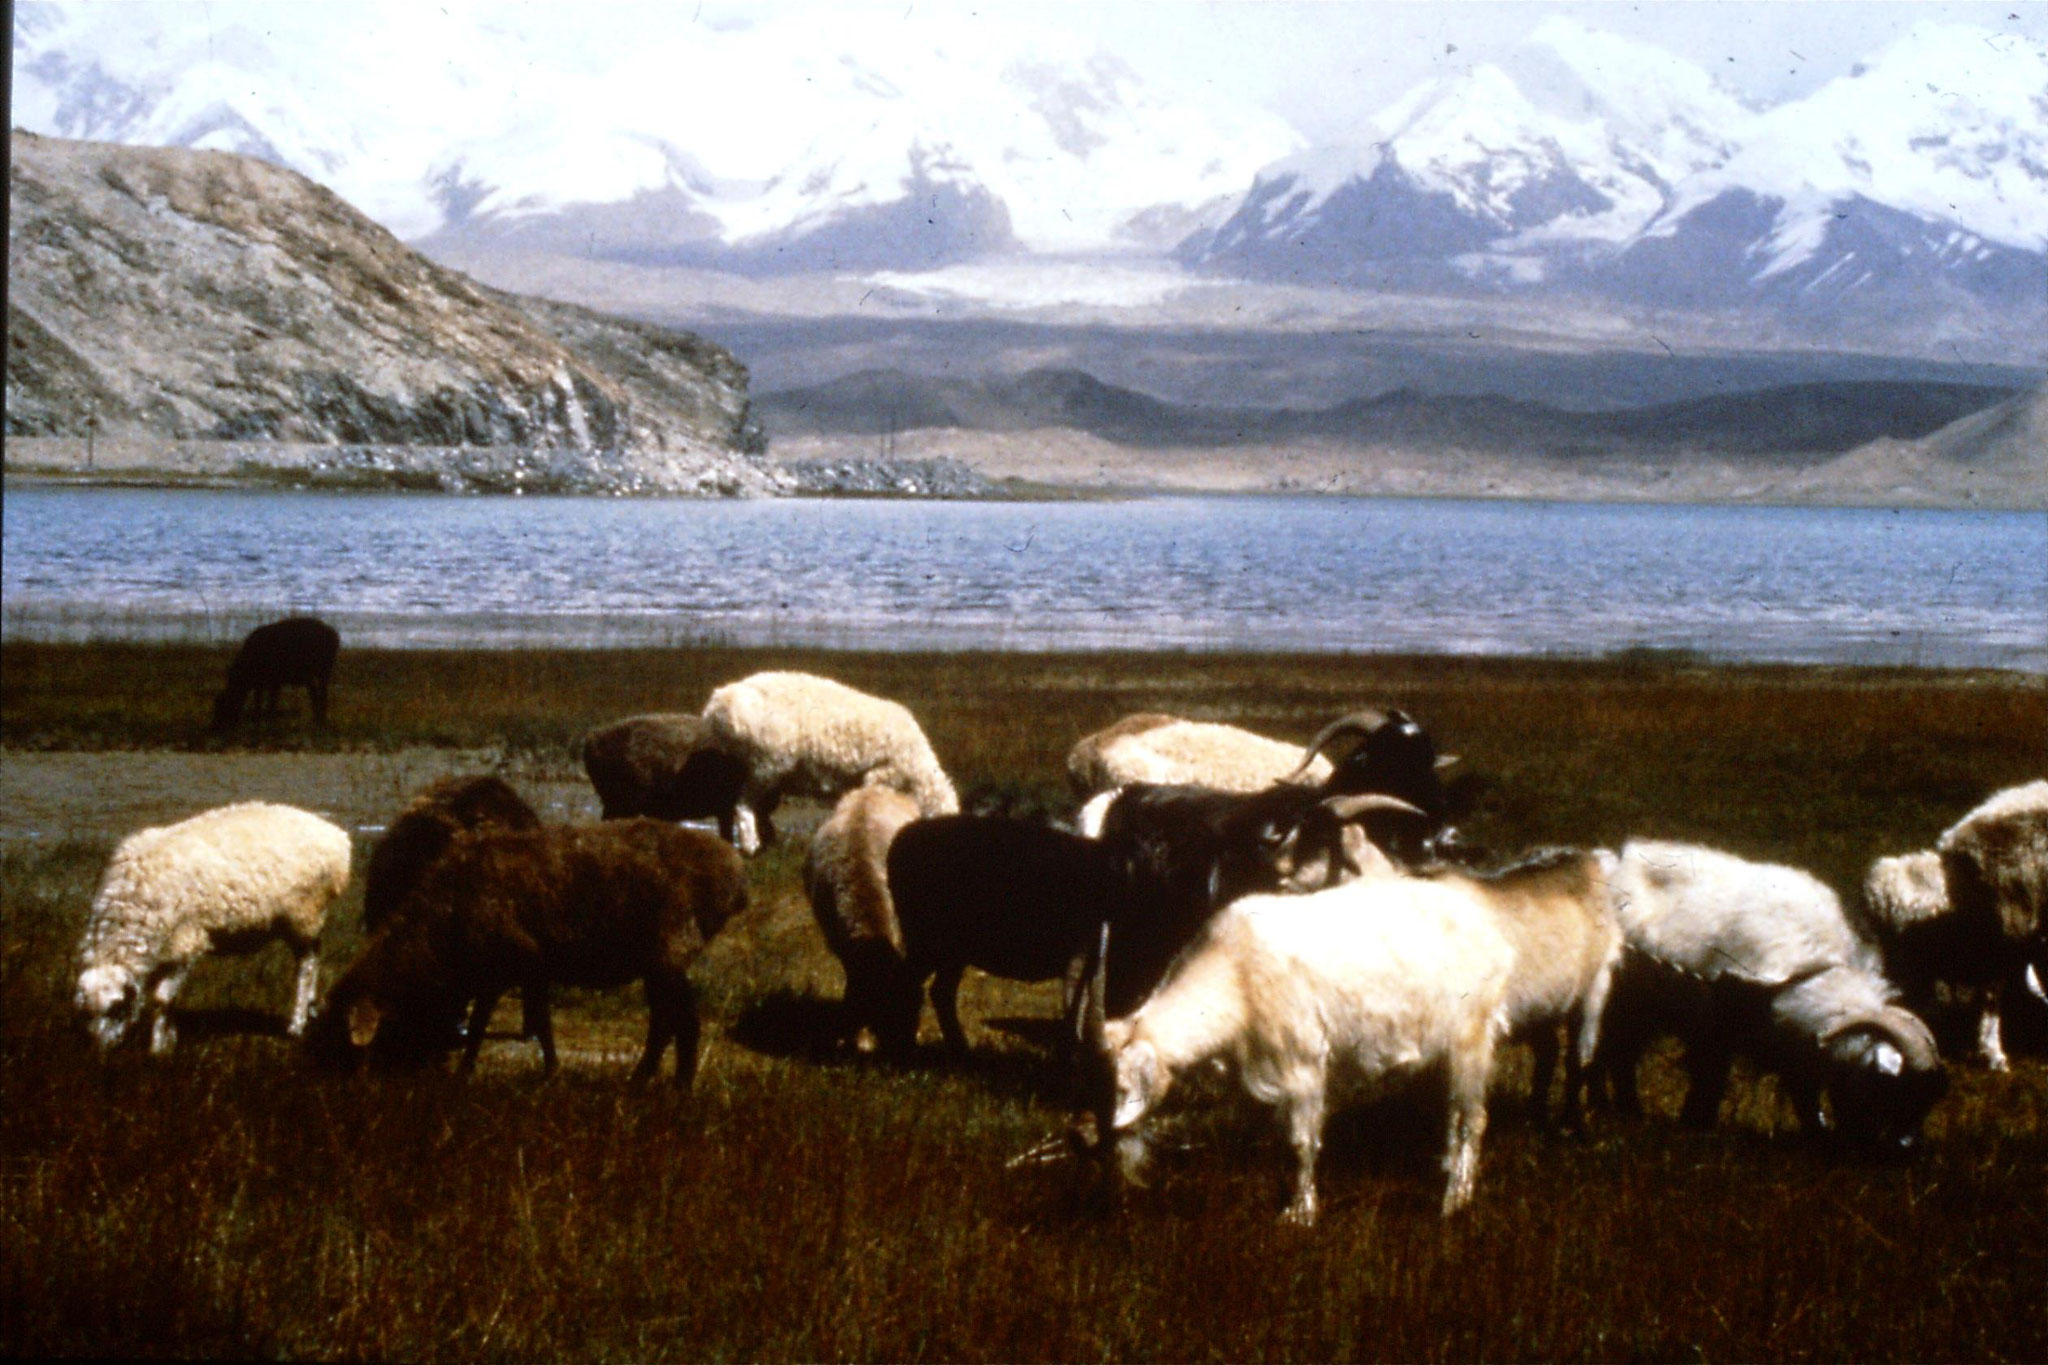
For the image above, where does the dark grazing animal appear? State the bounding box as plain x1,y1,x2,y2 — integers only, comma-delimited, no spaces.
579,713,752,844
306,820,747,1087
362,775,543,932
884,815,1128,1057
212,616,340,730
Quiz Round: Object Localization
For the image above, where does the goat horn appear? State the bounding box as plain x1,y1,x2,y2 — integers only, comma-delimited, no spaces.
1317,793,1425,822
2025,962,2045,1006
1283,709,1390,783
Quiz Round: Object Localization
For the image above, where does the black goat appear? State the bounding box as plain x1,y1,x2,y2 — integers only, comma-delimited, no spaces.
213,617,339,730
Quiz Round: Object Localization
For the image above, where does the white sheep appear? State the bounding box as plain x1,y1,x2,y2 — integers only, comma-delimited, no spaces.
1096,874,1515,1224
1598,839,1946,1149
75,801,351,1054
803,784,923,1052
1862,779,2048,1070
1066,713,1331,797
700,671,958,853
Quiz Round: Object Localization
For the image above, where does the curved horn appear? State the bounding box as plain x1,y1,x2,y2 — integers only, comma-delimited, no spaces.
1318,793,1425,823
1283,708,1390,784
1822,1007,1939,1073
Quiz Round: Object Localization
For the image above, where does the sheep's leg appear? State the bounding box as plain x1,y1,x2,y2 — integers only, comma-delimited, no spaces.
1785,1075,1829,1136
633,978,697,1088
1526,1029,1559,1127
148,963,192,1055
1279,1082,1326,1226
525,983,557,1077
310,677,329,727
286,947,321,1038
457,992,501,1076
1976,1006,2009,1072
1678,1042,1732,1129
730,805,761,856
670,985,702,1089
931,963,969,1056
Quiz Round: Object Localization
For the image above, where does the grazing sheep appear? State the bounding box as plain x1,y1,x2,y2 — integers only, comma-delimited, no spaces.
1861,780,2048,1070
362,775,541,933
885,814,1127,1058
76,802,351,1053
579,713,752,844
1597,840,1946,1151
804,785,923,1052
1067,714,1332,796
1089,876,1515,1224
307,820,746,1086
360,774,545,1048
212,616,339,730
701,671,958,853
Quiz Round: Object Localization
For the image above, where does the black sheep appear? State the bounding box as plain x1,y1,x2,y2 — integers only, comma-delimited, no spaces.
213,616,340,729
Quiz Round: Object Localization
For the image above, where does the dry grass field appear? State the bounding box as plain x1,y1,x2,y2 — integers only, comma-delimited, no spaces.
2,641,2043,1361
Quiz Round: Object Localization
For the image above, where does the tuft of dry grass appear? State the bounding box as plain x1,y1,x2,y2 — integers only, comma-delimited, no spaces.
3,644,2044,1361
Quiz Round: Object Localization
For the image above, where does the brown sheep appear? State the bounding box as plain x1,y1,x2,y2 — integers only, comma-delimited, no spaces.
579,713,752,845
803,785,923,1052
362,775,542,932
307,820,746,1087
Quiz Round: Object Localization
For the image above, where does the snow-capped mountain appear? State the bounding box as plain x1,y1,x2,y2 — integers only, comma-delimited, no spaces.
1181,17,2047,331
1182,19,1753,286
9,1,1300,270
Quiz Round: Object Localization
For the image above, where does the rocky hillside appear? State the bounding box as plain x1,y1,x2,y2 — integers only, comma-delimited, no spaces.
5,131,778,495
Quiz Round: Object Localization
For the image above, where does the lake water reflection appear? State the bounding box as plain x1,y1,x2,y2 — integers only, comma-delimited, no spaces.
3,487,2042,671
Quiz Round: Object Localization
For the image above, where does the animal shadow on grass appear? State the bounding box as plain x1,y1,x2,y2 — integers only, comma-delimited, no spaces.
164,1005,291,1043
729,989,1077,1104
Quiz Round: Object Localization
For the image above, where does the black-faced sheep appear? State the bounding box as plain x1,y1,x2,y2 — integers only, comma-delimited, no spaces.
212,616,340,730
1086,875,1515,1225
1860,779,2048,1070
1067,713,1333,795
700,671,958,853
804,785,923,1052
579,713,751,843
1597,839,1946,1151
306,820,746,1086
76,802,351,1053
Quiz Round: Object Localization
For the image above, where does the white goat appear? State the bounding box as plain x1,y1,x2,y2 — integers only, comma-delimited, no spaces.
700,671,958,853
1265,804,1623,1126
76,801,351,1053
1862,779,2048,1070
1098,875,1514,1224
1598,840,1945,1149
1067,713,1331,797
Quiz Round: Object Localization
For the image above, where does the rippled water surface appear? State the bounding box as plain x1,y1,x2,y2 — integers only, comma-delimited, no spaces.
3,488,2043,670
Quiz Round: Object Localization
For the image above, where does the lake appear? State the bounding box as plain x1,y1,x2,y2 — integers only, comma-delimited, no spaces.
2,486,2043,671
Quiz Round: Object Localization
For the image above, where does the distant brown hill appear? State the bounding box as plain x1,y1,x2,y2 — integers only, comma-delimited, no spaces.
1773,383,2048,509
6,131,777,494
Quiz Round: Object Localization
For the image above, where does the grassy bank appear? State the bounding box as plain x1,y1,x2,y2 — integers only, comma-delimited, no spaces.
3,643,2044,1360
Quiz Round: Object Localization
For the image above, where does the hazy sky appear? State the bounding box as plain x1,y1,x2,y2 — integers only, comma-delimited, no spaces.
1068,1,2048,138
29,1,2048,147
